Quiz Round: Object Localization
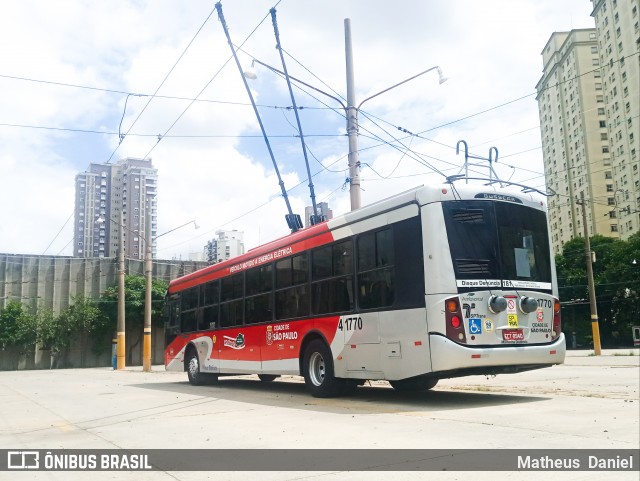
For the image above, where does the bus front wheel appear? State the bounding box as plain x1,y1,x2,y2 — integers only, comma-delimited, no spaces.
186,348,218,386
258,374,278,382
303,340,344,398
186,348,203,386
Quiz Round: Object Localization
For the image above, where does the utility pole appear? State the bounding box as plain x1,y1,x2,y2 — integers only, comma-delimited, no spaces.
117,209,126,369
344,18,361,211
143,207,152,371
580,191,602,355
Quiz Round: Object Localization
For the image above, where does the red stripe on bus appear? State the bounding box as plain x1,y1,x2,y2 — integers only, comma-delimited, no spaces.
169,223,334,293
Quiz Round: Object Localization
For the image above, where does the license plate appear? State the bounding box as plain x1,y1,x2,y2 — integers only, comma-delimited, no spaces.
503,329,525,341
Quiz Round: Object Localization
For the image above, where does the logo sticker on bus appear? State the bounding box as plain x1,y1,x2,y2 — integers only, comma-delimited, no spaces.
223,334,246,350
483,319,494,332
266,326,273,346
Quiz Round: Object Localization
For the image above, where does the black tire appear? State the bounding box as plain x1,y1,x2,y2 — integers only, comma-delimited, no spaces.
186,347,218,386
186,348,203,386
302,339,345,398
258,374,278,382
389,376,438,392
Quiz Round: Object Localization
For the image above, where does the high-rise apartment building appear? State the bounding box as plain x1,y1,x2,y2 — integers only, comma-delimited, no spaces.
204,230,245,264
537,29,612,253
590,0,640,239
74,157,157,259
537,1,640,254
304,202,333,228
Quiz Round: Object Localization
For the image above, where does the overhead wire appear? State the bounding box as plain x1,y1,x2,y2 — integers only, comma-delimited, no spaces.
0,73,336,110
42,211,74,255
106,5,219,163
140,1,285,161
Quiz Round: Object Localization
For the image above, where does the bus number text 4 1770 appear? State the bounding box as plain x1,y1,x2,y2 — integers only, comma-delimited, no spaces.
338,317,363,331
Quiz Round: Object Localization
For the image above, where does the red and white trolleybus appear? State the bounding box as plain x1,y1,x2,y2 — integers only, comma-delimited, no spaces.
164,182,565,397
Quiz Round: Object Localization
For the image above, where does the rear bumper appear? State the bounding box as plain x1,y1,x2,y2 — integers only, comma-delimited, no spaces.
429,333,566,374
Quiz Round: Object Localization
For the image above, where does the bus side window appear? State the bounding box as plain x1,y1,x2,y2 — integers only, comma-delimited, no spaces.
275,254,309,320
311,240,354,315
246,264,273,324
181,310,197,333
181,287,199,333
200,281,219,330
220,273,244,327
357,228,395,310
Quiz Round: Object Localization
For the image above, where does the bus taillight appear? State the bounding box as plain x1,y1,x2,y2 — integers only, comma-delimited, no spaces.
552,299,562,340
445,297,466,344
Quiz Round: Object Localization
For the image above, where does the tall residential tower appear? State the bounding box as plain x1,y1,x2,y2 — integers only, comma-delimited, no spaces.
536,29,613,254
590,0,640,239
74,157,158,259
537,0,640,254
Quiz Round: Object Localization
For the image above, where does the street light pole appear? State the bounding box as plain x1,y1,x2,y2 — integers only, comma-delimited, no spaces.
143,207,152,372
344,18,361,211
580,191,602,355
247,20,446,213
142,218,198,372
117,209,126,370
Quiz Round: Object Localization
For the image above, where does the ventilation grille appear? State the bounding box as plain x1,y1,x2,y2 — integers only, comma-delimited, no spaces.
452,209,484,223
456,259,492,275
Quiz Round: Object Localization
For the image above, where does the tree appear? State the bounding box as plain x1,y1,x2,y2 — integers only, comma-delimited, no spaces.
0,301,35,352
0,300,26,349
601,232,640,346
51,297,108,367
556,233,640,348
98,275,168,364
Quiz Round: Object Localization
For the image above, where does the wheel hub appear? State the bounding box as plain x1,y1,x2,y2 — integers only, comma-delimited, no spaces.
309,352,326,386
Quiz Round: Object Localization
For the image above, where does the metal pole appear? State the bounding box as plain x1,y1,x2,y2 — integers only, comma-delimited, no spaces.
143,207,152,372
271,8,320,223
580,191,602,355
215,2,299,231
344,18,361,211
117,209,126,369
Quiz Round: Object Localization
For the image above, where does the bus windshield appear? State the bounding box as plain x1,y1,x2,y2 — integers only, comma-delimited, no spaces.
443,200,552,292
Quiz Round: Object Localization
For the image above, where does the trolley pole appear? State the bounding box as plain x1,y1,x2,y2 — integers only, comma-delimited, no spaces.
143,207,152,372
117,209,126,369
580,191,602,355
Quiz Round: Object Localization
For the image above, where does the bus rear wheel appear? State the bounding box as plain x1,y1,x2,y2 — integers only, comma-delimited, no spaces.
389,376,438,392
303,340,344,398
258,374,278,382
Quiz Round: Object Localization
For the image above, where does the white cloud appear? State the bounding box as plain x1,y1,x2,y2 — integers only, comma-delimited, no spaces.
0,0,596,258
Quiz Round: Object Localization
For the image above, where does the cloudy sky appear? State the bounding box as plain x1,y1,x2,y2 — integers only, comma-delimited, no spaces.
0,0,596,260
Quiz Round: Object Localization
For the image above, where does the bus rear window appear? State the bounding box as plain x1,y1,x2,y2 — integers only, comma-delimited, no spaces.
443,200,551,289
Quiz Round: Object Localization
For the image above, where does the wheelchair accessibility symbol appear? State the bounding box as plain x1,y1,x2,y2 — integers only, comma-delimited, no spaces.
469,318,482,334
